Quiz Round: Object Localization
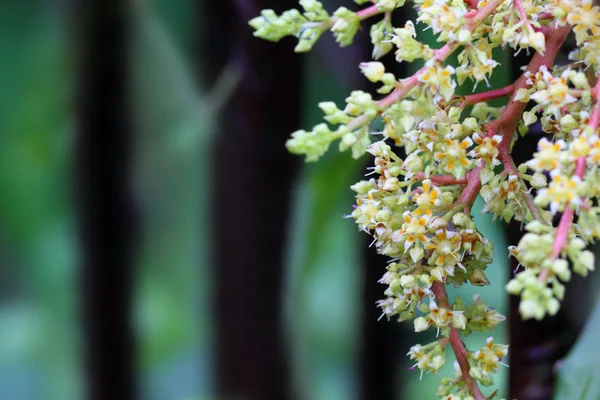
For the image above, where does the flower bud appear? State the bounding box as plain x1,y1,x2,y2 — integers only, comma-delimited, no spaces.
360,62,385,82
469,269,490,286
414,316,429,332
400,275,416,288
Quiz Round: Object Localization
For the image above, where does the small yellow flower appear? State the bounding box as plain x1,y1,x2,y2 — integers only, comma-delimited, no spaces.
434,137,473,177
473,337,508,376
392,212,430,250
589,135,600,164
469,132,502,167
413,179,442,216
567,0,600,44
527,137,565,171
425,228,461,267
536,172,583,214
418,61,457,101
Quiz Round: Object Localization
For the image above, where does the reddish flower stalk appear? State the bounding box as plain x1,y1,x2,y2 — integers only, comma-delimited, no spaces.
513,0,534,32
542,80,600,279
460,84,515,108
457,166,484,213
429,23,573,396
413,172,468,186
432,282,486,400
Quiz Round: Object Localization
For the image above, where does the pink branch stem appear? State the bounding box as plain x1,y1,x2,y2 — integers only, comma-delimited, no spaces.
412,172,468,186
432,282,485,400
541,80,600,280
513,0,534,32
460,84,515,108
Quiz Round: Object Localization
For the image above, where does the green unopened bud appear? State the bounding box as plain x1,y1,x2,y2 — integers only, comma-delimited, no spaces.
452,212,470,227
400,275,416,288
530,172,547,188
505,279,523,294
560,114,578,131
469,269,490,286
546,297,560,316
448,106,463,122
462,117,479,133
360,62,385,82
551,259,571,281
469,366,483,380
414,316,429,332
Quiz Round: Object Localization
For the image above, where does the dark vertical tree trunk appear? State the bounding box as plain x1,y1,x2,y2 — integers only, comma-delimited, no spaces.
202,1,301,399
360,242,405,400
75,1,136,399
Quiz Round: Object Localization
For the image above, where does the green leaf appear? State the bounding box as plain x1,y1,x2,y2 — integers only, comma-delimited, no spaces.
554,299,600,400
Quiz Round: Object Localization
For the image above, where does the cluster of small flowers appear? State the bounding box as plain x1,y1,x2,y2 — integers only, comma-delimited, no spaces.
504,62,600,319
251,0,600,397
434,337,508,398
554,0,600,71
350,141,508,392
250,0,406,53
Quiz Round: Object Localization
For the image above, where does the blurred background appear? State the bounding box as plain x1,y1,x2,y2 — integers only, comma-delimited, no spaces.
1,0,599,399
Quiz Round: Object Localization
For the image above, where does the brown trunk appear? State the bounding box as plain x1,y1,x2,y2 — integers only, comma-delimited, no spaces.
202,1,301,399
75,1,137,399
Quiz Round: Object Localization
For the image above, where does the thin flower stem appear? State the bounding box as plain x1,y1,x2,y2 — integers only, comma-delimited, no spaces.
412,172,468,186
460,84,515,108
500,153,548,223
513,0,534,32
318,4,383,31
432,282,485,400
539,80,600,281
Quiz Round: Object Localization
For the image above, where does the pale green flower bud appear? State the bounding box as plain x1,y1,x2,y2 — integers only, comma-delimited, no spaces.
530,172,547,189
506,279,523,294
383,177,400,191
546,297,560,316
514,88,530,103
414,316,429,332
469,269,490,286
560,114,578,131
331,7,359,47
479,167,495,185
529,31,546,54
456,29,471,44
400,275,416,288
319,101,338,115
573,250,595,276
522,110,538,126
351,180,374,194
430,354,445,371
551,259,571,281
462,117,479,133
340,133,358,150
448,107,462,122
520,299,544,320
376,0,405,12
452,212,470,227
568,70,590,88
404,152,423,172
430,266,446,282
469,366,483,380
360,62,385,82
440,192,454,204
410,246,424,263
452,313,467,330
370,18,394,60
